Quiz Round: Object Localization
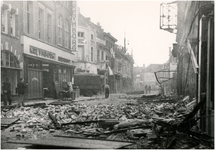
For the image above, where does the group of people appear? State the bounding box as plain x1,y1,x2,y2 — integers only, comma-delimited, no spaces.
2,77,27,108
145,85,151,94
2,77,111,108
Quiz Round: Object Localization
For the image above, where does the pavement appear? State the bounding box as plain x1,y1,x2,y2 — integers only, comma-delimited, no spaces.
1,92,160,108
1,94,106,108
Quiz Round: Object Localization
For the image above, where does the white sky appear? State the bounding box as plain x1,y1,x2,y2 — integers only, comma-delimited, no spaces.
77,0,176,67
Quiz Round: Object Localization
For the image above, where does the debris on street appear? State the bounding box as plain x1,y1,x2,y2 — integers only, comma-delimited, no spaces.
1,95,214,149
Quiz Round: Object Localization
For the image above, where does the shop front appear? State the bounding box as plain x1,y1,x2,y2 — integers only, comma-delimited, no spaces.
1,50,21,95
22,36,75,99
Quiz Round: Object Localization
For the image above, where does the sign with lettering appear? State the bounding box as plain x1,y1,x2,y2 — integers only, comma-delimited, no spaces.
29,46,56,60
71,1,77,51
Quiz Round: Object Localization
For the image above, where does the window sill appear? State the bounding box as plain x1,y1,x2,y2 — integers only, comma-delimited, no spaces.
1,32,19,40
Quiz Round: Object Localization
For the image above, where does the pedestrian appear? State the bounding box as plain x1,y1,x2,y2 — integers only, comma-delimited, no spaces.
2,78,12,106
17,78,27,107
62,79,70,98
145,85,148,94
104,84,110,98
148,85,151,94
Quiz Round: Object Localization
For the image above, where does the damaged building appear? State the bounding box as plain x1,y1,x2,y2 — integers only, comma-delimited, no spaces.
160,1,214,136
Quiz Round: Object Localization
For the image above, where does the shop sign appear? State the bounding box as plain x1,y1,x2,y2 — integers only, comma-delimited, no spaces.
30,46,56,60
71,1,77,51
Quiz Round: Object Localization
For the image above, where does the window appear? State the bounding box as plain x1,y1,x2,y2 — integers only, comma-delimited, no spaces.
38,8,44,39
78,32,84,38
10,12,15,36
1,51,19,68
101,51,104,60
58,15,63,45
27,1,32,34
65,20,69,48
97,50,100,62
2,9,8,33
91,34,93,40
91,47,94,62
47,13,52,43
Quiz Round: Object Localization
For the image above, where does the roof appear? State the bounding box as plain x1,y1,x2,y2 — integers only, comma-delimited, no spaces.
144,64,164,72
104,32,118,42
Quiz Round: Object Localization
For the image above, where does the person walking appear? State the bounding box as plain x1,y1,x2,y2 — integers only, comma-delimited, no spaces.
148,85,151,94
104,84,110,99
145,85,148,94
2,78,12,106
17,78,27,107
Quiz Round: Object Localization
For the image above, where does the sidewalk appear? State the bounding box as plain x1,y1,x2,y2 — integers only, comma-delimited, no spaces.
1,95,105,108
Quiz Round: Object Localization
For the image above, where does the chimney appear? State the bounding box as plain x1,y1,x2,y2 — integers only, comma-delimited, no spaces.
97,22,101,27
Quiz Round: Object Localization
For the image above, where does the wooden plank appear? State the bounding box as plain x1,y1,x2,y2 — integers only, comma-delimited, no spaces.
7,137,133,149
1,118,20,126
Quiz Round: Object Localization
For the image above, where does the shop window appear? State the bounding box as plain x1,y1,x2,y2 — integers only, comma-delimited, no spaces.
58,15,63,45
5,52,9,67
1,51,19,68
10,12,15,36
65,20,69,48
2,9,8,33
28,59,41,70
54,68,59,81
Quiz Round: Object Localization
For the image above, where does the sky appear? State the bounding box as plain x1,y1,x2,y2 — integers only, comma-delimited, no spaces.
77,0,176,67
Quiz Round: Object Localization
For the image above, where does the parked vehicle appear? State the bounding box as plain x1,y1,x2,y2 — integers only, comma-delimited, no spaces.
74,73,101,97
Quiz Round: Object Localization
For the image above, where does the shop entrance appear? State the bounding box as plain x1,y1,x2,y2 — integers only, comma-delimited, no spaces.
27,58,56,99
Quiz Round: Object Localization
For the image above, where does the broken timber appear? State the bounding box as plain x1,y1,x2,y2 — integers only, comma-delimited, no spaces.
1,118,20,129
7,136,134,149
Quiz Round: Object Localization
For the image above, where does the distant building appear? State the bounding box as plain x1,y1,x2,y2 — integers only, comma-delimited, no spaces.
133,65,145,91
143,64,163,92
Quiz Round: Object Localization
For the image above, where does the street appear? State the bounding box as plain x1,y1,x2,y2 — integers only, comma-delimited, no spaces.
1,93,213,149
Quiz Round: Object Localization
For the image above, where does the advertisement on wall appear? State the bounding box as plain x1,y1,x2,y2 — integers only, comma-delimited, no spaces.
71,1,77,51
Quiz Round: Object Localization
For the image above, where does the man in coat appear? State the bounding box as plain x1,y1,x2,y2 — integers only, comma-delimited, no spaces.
104,84,110,99
2,78,12,106
17,78,27,107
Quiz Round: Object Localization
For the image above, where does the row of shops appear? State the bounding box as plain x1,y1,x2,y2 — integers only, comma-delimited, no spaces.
1,36,75,100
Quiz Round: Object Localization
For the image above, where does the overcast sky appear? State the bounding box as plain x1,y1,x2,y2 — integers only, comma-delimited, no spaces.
77,0,176,67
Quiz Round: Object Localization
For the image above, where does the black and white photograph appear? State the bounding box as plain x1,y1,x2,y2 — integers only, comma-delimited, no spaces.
1,0,214,149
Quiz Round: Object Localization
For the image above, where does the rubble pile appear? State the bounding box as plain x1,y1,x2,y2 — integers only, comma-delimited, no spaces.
1,97,213,149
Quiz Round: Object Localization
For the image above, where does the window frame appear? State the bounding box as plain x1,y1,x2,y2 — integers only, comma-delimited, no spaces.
58,15,63,45
2,9,8,33
10,12,15,36
78,32,84,38
26,1,32,34
91,47,94,62
38,8,44,40
65,20,69,48
47,13,52,43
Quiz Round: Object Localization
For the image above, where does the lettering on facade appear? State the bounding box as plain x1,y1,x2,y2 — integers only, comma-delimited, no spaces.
71,1,77,51
29,46,56,60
